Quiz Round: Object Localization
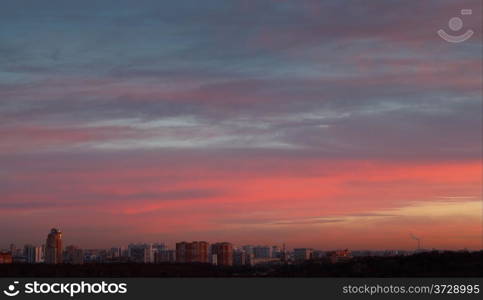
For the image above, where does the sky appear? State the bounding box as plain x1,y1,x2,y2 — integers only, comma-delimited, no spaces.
0,0,482,250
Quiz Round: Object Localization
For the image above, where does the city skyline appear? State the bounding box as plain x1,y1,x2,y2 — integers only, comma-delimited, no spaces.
4,227,467,269
1,0,482,251
1,227,347,266
3,227,481,278
0,227,474,252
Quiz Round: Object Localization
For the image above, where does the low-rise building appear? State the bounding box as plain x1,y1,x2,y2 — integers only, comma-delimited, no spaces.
327,249,353,263
0,252,13,264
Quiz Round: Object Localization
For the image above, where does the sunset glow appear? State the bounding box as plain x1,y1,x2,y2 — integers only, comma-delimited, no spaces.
1,0,481,250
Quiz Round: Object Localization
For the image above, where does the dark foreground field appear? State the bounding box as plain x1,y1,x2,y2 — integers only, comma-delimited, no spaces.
1,251,482,277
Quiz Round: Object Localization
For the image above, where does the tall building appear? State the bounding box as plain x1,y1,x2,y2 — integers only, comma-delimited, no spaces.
211,253,217,265
9,244,17,255
190,241,209,263
233,249,249,265
175,242,189,263
154,250,176,263
152,243,166,262
293,248,313,262
109,247,122,258
211,242,233,266
45,228,63,264
128,244,153,263
24,245,43,263
271,246,281,258
253,246,272,259
281,243,287,263
242,245,254,256
64,245,84,264
152,243,167,252
176,241,209,263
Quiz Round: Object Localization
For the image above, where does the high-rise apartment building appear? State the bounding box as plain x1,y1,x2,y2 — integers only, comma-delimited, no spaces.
233,248,250,265
211,242,233,266
23,244,43,263
175,241,208,263
154,250,176,263
128,244,153,263
190,241,208,263
45,228,63,264
175,242,189,263
253,246,272,259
